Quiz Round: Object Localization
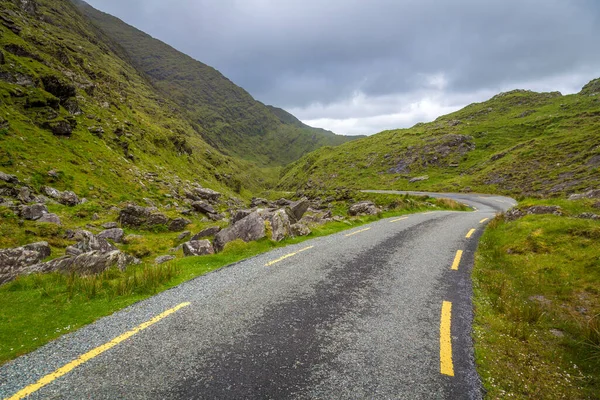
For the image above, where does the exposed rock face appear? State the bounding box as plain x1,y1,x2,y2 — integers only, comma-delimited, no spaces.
155,255,176,264
504,206,563,222
29,250,140,276
0,241,51,284
291,223,311,236
20,203,48,220
192,201,215,214
286,198,310,222
97,228,124,243
577,212,600,220
168,217,191,232
182,240,215,256
269,209,291,242
231,209,252,224
569,189,600,200
118,205,168,228
191,226,221,240
348,201,381,216
214,212,266,252
0,171,19,184
195,188,221,202
65,230,117,256
37,213,61,225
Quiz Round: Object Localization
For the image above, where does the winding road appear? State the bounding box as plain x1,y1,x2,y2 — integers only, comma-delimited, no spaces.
0,192,516,400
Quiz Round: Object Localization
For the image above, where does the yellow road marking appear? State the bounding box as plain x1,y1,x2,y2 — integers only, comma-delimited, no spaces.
390,217,409,223
6,302,191,400
440,301,454,376
465,229,476,238
479,218,489,224
451,250,463,271
345,227,371,237
265,246,313,266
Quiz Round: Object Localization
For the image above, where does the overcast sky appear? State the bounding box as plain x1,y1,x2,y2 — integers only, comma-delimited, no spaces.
86,0,600,135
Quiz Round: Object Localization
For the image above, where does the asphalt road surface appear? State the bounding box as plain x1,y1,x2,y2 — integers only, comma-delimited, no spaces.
0,191,516,400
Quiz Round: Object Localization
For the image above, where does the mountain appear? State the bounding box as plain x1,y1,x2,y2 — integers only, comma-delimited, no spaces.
279,83,600,197
72,0,358,166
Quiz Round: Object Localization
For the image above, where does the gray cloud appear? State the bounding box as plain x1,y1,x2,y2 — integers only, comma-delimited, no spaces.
85,0,600,134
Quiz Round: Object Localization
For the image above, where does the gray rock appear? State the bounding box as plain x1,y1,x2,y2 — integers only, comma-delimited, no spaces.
97,228,124,243
118,204,168,228
191,226,221,240
20,203,48,220
504,206,563,222
251,197,270,208
286,198,310,222
182,240,215,257
195,188,221,202
568,189,600,200
192,201,216,214
42,186,62,200
208,213,225,221
37,213,61,225
59,190,79,206
147,212,168,226
269,209,291,242
0,241,51,284
17,187,34,203
168,217,191,232
291,223,311,236
155,255,176,264
348,201,381,216
275,198,293,207
214,212,266,252
409,175,429,183
577,212,600,220
231,209,252,224
102,222,118,229
28,250,140,276
177,231,191,241
0,171,19,184
70,230,117,253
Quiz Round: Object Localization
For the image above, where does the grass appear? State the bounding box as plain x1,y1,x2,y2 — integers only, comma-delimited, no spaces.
473,199,600,398
0,193,466,365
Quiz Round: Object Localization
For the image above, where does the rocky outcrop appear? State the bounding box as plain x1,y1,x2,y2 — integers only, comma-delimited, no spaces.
28,250,140,276
41,186,80,206
286,198,310,222
168,217,191,232
195,188,221,202
155,255,176,264
504,206,563,222
214,212,266,252
118,204,169,228
291,222,311,237
268,209,291,242
192,201,215,214
20,203,48,220
231,209,252,224
37,213,61,225
191,226,221,240
348,201,381,216
65,230,117,256
97,228,124,243
182,240,215,256
569,189,600,200
0,241,51,284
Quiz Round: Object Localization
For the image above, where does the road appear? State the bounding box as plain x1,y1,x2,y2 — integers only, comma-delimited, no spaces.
0,192,516,400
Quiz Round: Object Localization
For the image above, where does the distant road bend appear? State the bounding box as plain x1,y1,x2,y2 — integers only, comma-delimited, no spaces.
0,191,516,400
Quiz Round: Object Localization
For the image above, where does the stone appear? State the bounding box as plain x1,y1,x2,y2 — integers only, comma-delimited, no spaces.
275,198,293,207
195,188,221,202
568,189,600,200
0,171,19,184
504,206,563,222
191,226,221,240
577,212,600,220
290,223,311,236
17,187,34,203
28,250,140,276
118,204,168,228
231,209,252,224
155,255,176,264
147,212,169,226
70,230,117,253
59,190,79,206
269,209,291,242
409,175,429,183
88,126,104,137
191,201,215,214
48,120,73,136
102,222,118,229
251,197,270,208
97,228,125,243
214,212,266,252
0,241,51,284
37,213,61,225
42,186,62,200
182,240,215,257
208,213,224,221
177,231,191,241
286,198,310,222
20,203,48,220
348,201,381,216
168,217,191,232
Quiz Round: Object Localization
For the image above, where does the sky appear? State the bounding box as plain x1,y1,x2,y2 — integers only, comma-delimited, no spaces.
85,0,600,135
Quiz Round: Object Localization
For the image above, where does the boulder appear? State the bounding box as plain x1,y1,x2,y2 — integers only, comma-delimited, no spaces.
118,205,168,228
504,206,563,222
409,175,429,183
68,230,117,254
20,203,48,220
37,213,61,225
191,226,221,240
177,231,191,241
195,188,221,202
568,189,600,200
269,209,291,242
182,240,215,257
102,222,118,229
214,212,266,252
42,186,62,199
275,198,293,207
17,186,34,203
48,120,73,136
191,201,216,214
168,217,191,232
28,250,140,276
147,212,168,226
291,223,311,236
231,209,252,224
208,213,225,221
286,198,310,222
0,241,51,284
59,190,79,206
0,171,19,184
577,213,600,220
348,201,381,216
251,197,270,208
155,255,176,264
97,228,124,243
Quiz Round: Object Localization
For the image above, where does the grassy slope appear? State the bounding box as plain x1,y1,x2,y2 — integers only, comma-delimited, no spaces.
279,87,600,197
74,1,358,166
473,199,600,398
0,0,269,202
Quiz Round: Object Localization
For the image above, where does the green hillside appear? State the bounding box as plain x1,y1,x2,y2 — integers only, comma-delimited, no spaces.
73,1,358,166
279,84,600,197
